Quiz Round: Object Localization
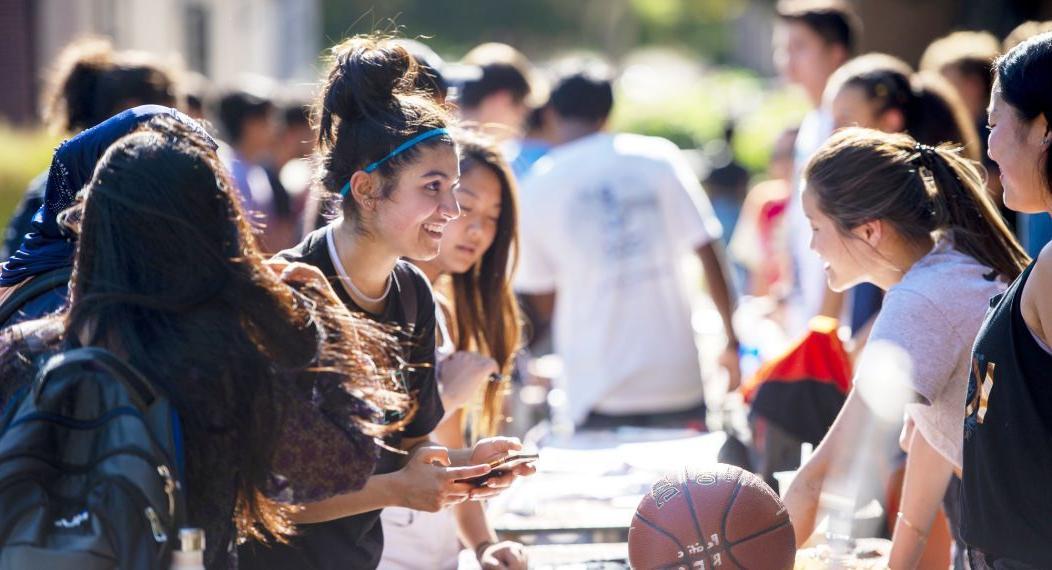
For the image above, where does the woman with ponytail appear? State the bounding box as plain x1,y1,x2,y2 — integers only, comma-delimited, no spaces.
379,132,527,569
238,36,530,570
819,53,986,337
825,53,981,160
783,127,1027,569
959,31,1052,569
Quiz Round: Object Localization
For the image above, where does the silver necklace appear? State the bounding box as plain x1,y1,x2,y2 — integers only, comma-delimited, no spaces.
343,272,391,304
325,225,392,304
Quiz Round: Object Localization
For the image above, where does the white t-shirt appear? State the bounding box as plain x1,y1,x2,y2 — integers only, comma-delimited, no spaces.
856,238,1007,470
786,109,834,336
516,132,723,423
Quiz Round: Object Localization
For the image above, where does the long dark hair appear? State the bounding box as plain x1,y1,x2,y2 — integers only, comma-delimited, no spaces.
448,133,522,439
995,31,1052,195
805,128,1029,281
313,34,455,227
41,36,179,134
828,53,981,161
2,116,407,545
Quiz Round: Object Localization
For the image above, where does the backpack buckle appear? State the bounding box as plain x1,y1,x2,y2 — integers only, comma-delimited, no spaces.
144,507,167,543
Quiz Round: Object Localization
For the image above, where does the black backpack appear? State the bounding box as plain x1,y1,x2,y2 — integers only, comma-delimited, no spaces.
0,347,187,569
0,266,72,328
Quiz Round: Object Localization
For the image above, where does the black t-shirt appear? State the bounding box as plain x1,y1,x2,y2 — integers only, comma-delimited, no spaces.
238,227,444,570
961,262,1052,566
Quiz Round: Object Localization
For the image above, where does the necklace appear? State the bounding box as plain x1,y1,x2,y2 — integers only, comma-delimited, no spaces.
325,225,392,304
343,271,391,304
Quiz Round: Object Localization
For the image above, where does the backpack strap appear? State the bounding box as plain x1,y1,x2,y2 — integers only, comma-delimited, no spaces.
398,265,419,325
33,347,160,411
0,266,72,325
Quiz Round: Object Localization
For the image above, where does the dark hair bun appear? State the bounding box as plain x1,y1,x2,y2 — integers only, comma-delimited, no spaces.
323,37,418,134
313,34,453,225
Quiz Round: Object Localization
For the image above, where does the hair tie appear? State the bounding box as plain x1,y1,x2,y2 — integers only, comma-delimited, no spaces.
338,128,450,197
914,142,937,156
912,144,939,198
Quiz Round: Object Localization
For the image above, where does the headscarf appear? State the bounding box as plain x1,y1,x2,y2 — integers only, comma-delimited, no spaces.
0,105,214,287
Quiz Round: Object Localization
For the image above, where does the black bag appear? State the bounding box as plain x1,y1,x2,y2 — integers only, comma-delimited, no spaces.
0,347,187,569
0,266,72,328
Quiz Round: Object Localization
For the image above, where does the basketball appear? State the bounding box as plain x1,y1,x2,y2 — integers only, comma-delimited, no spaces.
628,463,796,570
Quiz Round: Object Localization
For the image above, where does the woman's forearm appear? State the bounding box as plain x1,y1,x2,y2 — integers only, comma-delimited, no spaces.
454,500,498,554
784,389,868,546
437,416,498,551
288,435,432,524
888,427,954,569
288,472,400,524
784,451,828,546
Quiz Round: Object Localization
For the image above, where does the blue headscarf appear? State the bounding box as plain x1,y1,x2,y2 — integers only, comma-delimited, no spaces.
0,105,214,287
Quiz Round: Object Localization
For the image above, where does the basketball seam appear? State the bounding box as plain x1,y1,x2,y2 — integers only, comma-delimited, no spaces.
635,512,690,562
681,466,707,555
721,477,748,569
727,517,793,546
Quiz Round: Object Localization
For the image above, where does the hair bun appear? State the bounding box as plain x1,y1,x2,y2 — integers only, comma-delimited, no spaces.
325,37,418,127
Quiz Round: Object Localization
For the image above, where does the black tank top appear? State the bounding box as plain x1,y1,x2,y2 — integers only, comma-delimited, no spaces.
961,262,1052,566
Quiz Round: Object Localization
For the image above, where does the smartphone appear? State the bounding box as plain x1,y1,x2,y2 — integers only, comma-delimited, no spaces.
455,453,539,487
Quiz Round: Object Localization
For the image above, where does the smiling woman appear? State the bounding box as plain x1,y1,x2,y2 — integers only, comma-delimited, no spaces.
786,127,1027,569
237,35,532,570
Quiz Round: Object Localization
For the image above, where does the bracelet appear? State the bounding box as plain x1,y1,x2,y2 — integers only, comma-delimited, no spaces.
896,512,928,541
474,540,495,561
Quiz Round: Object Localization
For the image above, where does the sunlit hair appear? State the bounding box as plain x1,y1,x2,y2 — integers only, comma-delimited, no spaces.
1,115,410,545
805,128,1028,281
41,36,180,134
447,131,522,440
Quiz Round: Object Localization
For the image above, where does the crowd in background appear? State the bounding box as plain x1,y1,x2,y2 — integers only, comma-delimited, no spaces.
0,1,1051,569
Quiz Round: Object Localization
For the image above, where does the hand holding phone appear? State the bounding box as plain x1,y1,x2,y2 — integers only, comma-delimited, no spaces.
455,453,539,487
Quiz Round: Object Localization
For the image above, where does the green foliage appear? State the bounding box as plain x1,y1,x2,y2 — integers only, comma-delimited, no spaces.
734,86,810,172
322,0,751,58
0,126,59,227
609,60,809,171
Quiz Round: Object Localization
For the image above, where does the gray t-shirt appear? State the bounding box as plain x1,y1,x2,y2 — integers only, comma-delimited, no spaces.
857,238,1006,470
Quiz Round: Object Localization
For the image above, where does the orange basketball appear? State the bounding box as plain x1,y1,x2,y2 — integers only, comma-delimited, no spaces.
628,463,796,569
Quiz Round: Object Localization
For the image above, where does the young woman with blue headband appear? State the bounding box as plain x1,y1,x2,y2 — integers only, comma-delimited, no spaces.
238,35,531,570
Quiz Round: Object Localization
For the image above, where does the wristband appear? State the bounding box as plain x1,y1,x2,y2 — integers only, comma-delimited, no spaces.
896,512,928,542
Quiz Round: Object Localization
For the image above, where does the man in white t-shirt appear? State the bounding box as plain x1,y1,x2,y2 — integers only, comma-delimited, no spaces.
516,65,740,428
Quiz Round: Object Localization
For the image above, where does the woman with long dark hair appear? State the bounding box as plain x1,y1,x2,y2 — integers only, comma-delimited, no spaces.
380,132,527,569
783,127,1027,568
0,113,406,569
960,31,1052,569
238,35,530,570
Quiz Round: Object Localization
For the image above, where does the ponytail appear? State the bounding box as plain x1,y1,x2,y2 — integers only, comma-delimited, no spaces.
805,128,1028,281
828,54,981,160
923,144,1029,280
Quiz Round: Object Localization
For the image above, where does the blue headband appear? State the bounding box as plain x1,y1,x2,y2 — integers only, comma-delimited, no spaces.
339,128,450,197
